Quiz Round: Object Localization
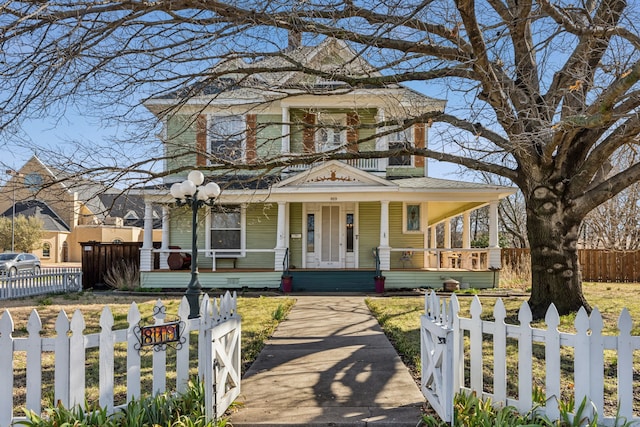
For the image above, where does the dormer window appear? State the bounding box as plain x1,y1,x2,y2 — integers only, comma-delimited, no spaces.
388,128,413,166
208,115,245,162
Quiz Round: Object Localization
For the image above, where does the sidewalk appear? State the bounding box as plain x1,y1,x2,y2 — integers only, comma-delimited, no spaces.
230,296,425,427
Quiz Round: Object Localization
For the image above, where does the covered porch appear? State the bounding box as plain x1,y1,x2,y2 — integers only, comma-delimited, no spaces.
138,161,514,291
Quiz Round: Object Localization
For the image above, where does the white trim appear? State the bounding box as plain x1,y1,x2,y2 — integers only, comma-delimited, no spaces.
206,113,246,164
206,204,247,257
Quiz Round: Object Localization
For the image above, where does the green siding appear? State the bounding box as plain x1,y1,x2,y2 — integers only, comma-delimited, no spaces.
166,115,197,173
388,202,425,268
141,271,282,289
357,109,378,151
288,203,303,269
358,202,380,268
243,203,277,269
169,207,212,268
257,114,282,158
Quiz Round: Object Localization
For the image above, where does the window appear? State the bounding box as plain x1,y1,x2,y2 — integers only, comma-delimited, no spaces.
210,205,243,256
123,210,139,226
346,213,354,253
316,113,345,152
208,115,245,162
307,214,315,252
388,128,413,166
404,203,422,232
42,243,51,258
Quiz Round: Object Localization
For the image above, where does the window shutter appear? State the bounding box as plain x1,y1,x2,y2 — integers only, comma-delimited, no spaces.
303,113,316,153
414,123,425,168
346,112,359,153
246,114,257,162
196,115,207,166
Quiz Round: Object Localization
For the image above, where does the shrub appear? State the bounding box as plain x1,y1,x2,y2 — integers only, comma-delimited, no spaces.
104,260,140,291
17,378,225,427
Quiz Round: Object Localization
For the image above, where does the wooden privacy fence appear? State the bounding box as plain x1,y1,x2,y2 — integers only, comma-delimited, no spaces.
0,268,82,300
0,292,241,426
421,291,640,425
502,248,640,282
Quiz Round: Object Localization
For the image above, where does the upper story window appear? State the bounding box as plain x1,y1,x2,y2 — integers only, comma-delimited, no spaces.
316,113,346,152
208,115,245,162
388,128,413,166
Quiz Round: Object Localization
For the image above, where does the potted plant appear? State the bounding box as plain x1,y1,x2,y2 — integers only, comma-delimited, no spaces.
374,274,385,293
281,273,293,293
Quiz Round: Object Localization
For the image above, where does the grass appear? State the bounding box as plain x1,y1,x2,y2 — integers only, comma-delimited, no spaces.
0,290,294,417
366,282,640,419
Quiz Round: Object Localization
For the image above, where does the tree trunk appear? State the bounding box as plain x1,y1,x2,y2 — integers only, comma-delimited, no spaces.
526,193,592,319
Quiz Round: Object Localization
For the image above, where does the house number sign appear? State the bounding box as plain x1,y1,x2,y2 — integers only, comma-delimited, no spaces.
140,321,181,346
134,308,186,353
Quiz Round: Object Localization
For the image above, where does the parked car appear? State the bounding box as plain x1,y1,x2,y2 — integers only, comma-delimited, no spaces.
0,253,41,276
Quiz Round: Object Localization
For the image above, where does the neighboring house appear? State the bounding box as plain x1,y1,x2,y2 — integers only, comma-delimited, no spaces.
0,156,162,263
138,37,516,291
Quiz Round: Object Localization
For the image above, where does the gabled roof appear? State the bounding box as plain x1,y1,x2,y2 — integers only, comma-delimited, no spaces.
145,37,444,110
1,200,70,232
98,193,163,228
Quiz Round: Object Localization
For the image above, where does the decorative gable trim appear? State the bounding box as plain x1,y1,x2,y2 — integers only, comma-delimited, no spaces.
275,160,396,188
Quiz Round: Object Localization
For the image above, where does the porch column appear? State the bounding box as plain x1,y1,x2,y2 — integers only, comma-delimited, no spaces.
429,225,437,268
274,201,288,271
422,209,430,269
160,205,170,270
375,108,387,170
462,211,471,268
140,201,154,272
281,107,290,153
444,220,452,248
488,200,501,268
379,200,390,271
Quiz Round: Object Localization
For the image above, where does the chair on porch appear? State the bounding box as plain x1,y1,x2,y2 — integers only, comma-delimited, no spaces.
400,249,413,268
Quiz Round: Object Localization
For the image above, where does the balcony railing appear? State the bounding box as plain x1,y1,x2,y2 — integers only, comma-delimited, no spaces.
288,158,383,172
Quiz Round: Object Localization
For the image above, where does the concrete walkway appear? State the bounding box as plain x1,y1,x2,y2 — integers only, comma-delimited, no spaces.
230,296,425,426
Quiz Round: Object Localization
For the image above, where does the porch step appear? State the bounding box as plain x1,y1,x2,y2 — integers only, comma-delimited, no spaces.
286,270,377,292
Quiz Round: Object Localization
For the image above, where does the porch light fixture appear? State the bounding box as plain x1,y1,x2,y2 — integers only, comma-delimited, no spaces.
170,170,221,319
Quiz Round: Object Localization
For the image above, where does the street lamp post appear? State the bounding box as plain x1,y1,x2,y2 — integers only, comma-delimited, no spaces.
170,171,221,319
6,169,22,252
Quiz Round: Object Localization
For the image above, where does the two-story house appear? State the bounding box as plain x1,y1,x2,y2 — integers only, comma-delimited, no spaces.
137,37,516,292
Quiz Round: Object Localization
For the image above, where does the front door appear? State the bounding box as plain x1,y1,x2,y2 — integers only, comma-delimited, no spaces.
320,205,342,268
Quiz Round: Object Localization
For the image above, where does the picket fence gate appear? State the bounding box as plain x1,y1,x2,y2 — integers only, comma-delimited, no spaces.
0,268,82,300
0,291,241,427
421,291,640,426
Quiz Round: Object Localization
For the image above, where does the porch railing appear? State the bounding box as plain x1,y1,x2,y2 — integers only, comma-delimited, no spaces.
390,248,489,270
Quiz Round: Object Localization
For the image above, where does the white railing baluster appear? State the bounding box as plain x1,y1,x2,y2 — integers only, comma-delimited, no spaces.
0,311,14,427
54,310,71,408
25,310,43,413
99,306,115,412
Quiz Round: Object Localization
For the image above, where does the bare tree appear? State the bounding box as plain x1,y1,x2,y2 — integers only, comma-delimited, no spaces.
1,1,640,317
581,146,640,250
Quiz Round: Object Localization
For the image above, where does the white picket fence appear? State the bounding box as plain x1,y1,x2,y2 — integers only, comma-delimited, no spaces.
0,292,241,426
0,268,82,300
421,291,640,426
